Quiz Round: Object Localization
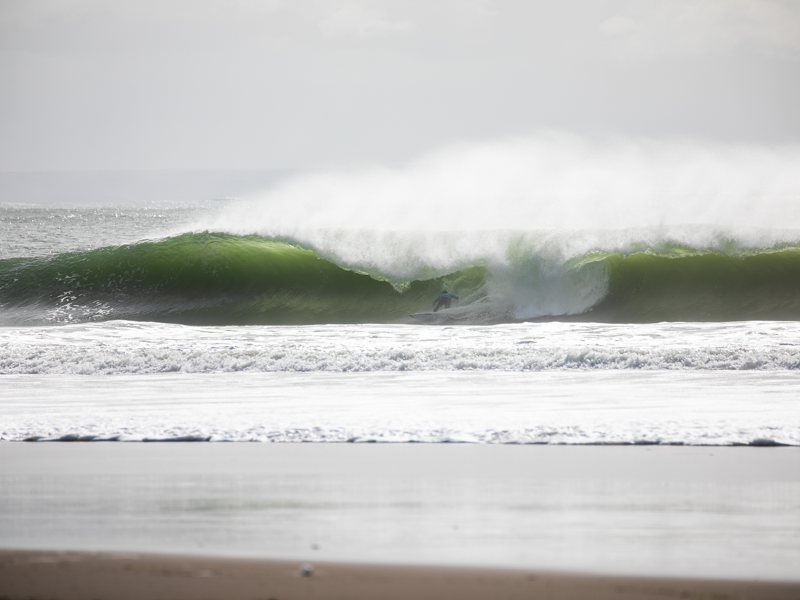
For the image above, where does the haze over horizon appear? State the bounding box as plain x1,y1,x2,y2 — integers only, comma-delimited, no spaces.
2,0,799,173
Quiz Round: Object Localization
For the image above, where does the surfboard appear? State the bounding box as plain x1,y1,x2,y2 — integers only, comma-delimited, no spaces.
410,301,489,324
410,312,437,322
408,309,466,325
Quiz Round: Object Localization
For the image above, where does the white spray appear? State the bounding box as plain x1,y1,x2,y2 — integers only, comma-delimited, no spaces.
201,132,800,318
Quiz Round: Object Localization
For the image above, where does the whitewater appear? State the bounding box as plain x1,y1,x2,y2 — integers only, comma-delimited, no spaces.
2,135,800,445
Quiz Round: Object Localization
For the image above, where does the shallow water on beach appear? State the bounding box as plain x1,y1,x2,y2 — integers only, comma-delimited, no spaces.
1,444,798,581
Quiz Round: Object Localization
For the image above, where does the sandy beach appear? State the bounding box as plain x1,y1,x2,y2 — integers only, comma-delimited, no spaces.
3,549,800,600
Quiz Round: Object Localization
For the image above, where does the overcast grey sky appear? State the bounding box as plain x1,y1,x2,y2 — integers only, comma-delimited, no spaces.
1,0,799,172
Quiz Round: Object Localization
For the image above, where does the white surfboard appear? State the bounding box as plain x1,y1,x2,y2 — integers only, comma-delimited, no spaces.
409,312,442,323
409,300,493,324
409,308,465,323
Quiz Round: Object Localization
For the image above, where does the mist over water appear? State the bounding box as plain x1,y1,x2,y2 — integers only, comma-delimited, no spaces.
196,133,800,321
203,134,800,283
211,133,800,232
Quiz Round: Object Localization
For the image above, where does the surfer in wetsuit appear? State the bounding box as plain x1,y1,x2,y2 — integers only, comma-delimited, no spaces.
432,290,459,312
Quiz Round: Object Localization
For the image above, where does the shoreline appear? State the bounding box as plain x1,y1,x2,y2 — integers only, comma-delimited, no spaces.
5,439,797,445
2,550,800,600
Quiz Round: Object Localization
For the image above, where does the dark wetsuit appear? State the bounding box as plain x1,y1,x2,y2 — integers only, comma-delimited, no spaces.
432,293,459,312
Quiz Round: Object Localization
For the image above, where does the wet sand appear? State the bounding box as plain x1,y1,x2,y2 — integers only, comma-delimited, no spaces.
2,550,799,600
1,443,799,584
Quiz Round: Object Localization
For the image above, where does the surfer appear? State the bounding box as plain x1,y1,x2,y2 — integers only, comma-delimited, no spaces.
432,290,459,312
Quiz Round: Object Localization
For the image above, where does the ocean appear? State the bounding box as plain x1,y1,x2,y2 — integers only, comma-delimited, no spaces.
1,199,799,444
1,192,799,580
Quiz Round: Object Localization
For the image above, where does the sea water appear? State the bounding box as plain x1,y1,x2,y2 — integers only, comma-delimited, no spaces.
2,200,800,444
1,197,799,579
1,325,800,445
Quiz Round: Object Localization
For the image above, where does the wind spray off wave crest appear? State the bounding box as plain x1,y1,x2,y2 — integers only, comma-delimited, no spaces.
209,132,800,234
4,134,799,327
199,133,800,322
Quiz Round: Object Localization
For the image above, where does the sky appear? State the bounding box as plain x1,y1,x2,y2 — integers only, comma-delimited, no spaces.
1,0,799,172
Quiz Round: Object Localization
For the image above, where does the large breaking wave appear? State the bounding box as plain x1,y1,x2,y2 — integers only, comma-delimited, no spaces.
3,229,800,325
0,232,471,325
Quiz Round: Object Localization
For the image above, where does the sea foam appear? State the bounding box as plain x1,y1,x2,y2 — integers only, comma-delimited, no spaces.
3,320,800,375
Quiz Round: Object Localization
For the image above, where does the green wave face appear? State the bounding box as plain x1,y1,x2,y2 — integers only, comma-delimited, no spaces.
4,231,800,325
0,233,488,325
587,248,800,322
